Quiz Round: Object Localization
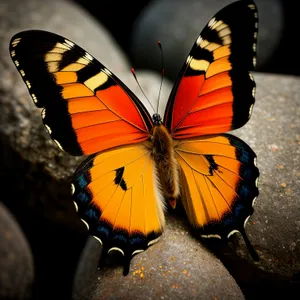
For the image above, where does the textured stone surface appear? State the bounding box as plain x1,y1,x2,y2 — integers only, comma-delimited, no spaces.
233,73,300,275
92,215,245,300
130,0,284,80
0,0,134,299
0,203,34,300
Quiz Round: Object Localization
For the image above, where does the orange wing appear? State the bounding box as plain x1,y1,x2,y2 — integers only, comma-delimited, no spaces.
10,30,153,155
175,134,259,258
164,1,258,139
72,143,165,275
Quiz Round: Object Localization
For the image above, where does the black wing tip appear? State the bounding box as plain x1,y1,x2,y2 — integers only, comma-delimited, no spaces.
239,227,260,261
97,248,131,276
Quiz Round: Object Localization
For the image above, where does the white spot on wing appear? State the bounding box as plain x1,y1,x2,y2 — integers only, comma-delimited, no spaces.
103,68,112,76
254,157,257,167
253,43,257,52
73,201,78,212
147,237,161,246
54,139,64,151
186,55,192,65
11,38,21,47
254,12,258,18
93,235,103,245
249,104,254,117
255,22,258,29
253,57,257,67
84,52,93,61
248,4,256,10
108,247,125,256
64,39,74,47
71,183,75,195
254,32,258,39
201,234,221,239
11,50,16,57
44,124,52,134
255,177,259,187
252,87,256,97
80,218,89,230
227,230,239,238
208,17,217,28
252,196,257,207
41,109,46,119
14,60,19,67
244,215,250,228
25,80,31,89
32,94,38,103
249,73,254,81
132,249,144,256
196,35,203,46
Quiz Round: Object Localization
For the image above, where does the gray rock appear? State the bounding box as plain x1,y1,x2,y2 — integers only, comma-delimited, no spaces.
92,215,245,300
72,237,102,300
0,203,34,300
0,0,135,298
130,0,284,80
233,73,300,278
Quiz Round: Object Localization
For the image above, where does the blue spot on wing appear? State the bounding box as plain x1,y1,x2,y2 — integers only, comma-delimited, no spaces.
75,174,89,190
130,236,145,246
76,190,92,204
95,226,110,239
83,207,100,223
111,234,128,243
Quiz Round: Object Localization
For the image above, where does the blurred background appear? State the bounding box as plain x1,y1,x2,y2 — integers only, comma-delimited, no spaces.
75,0,297,79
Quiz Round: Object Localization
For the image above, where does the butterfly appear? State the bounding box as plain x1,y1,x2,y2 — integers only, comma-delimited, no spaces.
10,0,259,275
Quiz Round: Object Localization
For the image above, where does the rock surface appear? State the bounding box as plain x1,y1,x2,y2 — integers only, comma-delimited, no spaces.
92,214,245,300
0,203,34,300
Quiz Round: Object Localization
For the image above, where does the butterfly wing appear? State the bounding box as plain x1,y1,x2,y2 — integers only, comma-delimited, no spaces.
164,1,258,139
72,143,165,275
175,134,259,257
10,30,153,155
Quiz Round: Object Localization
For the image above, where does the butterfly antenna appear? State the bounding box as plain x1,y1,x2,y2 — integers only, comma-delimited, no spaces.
156,41,164,114
131,68,156,113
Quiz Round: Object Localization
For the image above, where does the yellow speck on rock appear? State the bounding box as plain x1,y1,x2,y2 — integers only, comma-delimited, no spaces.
280,182,287,187
133,267,144,277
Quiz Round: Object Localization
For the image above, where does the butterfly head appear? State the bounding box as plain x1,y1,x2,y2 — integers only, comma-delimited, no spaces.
152,113,162,125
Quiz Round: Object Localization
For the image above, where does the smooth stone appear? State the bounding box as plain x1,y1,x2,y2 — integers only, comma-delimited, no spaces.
129,0,284,80
0,203,34,300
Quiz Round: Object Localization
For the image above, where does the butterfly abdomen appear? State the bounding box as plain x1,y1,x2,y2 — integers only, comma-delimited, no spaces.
150,124,179,208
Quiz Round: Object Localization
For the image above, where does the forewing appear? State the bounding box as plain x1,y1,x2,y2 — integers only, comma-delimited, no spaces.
164,1,258,139
10,30,153,155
